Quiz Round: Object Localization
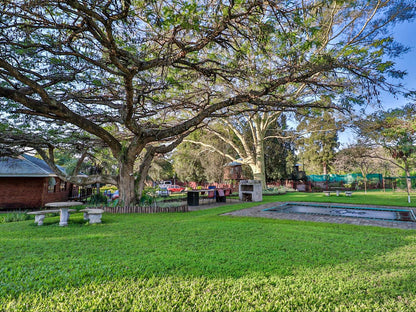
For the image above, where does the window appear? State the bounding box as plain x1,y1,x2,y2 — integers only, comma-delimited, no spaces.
48,177,56,193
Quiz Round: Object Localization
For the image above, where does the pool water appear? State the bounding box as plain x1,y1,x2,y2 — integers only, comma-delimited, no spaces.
264,203,416,222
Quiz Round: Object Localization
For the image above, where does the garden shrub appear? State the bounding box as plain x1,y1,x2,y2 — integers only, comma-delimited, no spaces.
88,193,109,206
0,211,31,223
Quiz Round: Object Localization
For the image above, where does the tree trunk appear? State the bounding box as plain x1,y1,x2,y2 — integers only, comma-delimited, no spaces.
254,139,266,189
248,140,266,189
405,167,412,204
250,163,266,190
322,162,328,175
136,157,153,200
119,161,136,206
361,170,367,194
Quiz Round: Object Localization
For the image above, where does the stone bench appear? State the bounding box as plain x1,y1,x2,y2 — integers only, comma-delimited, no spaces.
80,208,104,224
27,209,76,226
324,190,347,197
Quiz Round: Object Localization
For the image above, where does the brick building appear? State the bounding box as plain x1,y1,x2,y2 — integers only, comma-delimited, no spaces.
224,161,244,181
0,154,77,210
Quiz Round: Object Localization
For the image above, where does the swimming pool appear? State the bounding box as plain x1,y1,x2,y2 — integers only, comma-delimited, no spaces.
264,202,416,222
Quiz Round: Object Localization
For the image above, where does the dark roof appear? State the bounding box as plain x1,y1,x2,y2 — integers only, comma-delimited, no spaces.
225,161,242,167
0,154,65,177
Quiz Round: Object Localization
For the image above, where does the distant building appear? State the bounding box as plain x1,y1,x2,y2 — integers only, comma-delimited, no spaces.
224,161,244,181
0,154,77,209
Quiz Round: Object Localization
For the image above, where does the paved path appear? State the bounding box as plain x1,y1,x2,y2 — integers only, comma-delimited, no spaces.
222,201,416,230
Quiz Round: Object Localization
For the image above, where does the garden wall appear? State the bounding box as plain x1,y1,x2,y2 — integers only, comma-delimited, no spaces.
103,205,188,214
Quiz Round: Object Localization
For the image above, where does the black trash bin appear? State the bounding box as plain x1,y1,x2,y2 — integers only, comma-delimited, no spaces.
187,191,199,206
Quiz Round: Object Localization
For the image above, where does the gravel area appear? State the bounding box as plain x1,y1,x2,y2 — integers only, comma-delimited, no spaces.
222,201,416,230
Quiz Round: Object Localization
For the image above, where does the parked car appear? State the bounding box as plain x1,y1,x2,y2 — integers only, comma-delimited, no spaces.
167,185,185,193
158,181,172,188
156,187,169,197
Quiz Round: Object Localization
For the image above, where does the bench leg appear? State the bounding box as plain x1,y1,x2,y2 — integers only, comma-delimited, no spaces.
34,214,45,226
59,208,70,226
88,214,102,224
83,212,89,221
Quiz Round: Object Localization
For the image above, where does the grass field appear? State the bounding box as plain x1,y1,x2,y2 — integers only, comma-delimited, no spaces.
1,191,416,311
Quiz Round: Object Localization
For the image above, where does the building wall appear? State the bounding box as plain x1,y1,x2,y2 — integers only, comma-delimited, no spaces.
224,165,243,180
43,178,73,206
0,177,72,210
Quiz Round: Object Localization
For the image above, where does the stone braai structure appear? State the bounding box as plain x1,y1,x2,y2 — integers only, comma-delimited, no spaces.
239,180,262,202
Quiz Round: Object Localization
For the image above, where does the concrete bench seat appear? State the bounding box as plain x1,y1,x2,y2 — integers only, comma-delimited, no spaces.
80,208,104,224
324,190,348,197
27,209,76,226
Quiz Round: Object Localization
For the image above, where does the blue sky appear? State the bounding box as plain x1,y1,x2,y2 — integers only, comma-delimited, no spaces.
340,19,416,146
380,19,416,110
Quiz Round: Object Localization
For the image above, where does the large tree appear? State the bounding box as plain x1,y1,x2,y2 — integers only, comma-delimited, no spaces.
356,104,416,202
185,110,294,188
0,0,414,205
182,0,415,186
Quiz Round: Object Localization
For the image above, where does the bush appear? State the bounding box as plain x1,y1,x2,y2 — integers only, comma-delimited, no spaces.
263,187,279,194
139,193,155,206
312,185,323,192
263,186,293,195
88,193,109,206
139,187,158,206
100,185,118,192
0,211,31,223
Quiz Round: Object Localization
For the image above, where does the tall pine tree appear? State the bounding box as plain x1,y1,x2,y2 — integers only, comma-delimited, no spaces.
297,109,342,175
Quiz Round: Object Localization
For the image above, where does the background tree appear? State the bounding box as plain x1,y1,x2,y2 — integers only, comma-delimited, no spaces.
334,144,400,192
264,129,297,183
171,135,207,184
185,110,294,188
356,104,416,202
172,129,230,183
297,109,343,175
334,144,378,193
147,156,174,185
0,0,414,204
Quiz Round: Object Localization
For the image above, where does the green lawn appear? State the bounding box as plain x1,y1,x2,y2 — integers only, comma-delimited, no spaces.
265,189,416,207
1,191,416,311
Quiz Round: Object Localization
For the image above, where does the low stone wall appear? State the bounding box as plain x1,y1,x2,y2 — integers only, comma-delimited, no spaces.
103,205,188,214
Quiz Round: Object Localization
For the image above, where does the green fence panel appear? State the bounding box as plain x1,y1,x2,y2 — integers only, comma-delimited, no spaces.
307,174,383,183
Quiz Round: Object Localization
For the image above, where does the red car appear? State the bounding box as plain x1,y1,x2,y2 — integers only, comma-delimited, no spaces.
167,185,185,193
